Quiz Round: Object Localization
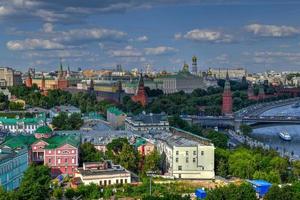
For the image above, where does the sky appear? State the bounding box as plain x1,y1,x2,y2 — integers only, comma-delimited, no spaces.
1,0,300,72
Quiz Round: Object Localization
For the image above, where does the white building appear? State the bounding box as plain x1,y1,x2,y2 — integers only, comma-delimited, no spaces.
155,128,215,179
125,112,169,133
50,105,81,118
75,161,131,186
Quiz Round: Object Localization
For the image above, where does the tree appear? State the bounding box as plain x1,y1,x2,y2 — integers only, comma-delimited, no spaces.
17,164,51,200
52,112,83,130
239,124,252,135
52,187,63,199
118,143,139,172
0,92,8,110
205,130,228,149
65,188,77,199
143,149,161,174
79,142,105,165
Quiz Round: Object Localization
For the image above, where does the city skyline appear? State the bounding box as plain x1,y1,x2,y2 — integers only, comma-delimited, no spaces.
1,1,300,72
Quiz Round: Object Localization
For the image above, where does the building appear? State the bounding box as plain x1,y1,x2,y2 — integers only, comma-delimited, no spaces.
0,146,28,191
134,138,155,157
74,161,131,186
0,87,11,100
207,68,247,79
0,67,22,87
192,56,198,75
155,63,211,94
125,112,169,133
50,105,81,118
131,73,148,106
107,107,126,129
0,113,46,134
154,127,215,179
26,62,68,91
3,126,80,176
222,71,233,115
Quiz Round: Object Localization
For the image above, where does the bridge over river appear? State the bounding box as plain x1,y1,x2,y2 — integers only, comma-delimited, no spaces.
181,97,300,131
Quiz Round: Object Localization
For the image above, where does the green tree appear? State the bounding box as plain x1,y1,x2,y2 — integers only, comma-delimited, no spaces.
17,164,51,200
143,149,161,174
79,142,105,165
52,187,63,199
118,143,139,172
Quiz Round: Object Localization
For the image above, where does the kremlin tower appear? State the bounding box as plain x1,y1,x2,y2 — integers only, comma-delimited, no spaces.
25,70,33,87
222,70,233,115
247,82,255,100
131,73,148,106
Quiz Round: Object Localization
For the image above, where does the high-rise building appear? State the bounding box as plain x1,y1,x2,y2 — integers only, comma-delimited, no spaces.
192,56,198,75
222,70,233,115
0,67,22,87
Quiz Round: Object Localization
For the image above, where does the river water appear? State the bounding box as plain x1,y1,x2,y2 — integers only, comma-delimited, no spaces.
250,103,300,157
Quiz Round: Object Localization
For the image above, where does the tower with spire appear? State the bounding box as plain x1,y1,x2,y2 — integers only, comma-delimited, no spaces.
258,83,265,100
131,73,148,106
247,82,255,100
192,56,197,75
25,69,33,88
222,70,233,115
56,58,68,89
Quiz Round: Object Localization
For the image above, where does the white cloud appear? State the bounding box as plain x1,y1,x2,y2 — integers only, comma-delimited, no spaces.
6,39,64,50
174,33,182,40
55,28,127,43
181,29,233,43
144,46,177,55
136,35,148,42
43,23,54,33
108,46,142,57
245,24,300,37
0,6,15,16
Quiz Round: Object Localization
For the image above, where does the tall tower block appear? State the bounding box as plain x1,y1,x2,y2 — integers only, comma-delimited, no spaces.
222,70,233,115
192,56,197,75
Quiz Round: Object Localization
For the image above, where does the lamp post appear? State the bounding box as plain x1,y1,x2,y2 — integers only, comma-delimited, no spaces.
147,171,155,196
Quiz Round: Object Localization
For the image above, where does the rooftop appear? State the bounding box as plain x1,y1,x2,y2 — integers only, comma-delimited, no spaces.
128,112,168,124
107,107,125,116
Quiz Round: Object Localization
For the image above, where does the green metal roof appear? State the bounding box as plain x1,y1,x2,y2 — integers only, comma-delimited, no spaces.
3,135,37,149
134,137,147,148
35,126,52,134
3,134,79,149
107,107,124,116
0,113,46,125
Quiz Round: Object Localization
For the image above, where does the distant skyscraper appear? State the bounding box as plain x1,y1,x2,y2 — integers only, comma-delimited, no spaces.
192,56,197,75
116,64,122,72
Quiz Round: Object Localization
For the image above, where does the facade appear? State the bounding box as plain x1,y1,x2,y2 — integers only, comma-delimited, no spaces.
3,126,80,176
125,112,169,133
154,128,215,179
0,146,28,191
0,113,46,134
208,68,247,79
75,161,131,186
0,67,22,87
155,63,210,94
134,138,155,157
107,107,126,129
131,73,148,106
50,105,81,118
222,72,233,115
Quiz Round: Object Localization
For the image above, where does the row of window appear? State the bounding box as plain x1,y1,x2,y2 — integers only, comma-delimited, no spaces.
2,125,37,130
177,165,205,171
175,150,204,156
175,157,196,163
99,178,128,186
49,157,76,164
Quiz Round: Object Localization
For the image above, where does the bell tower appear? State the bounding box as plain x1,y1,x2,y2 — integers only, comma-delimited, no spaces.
222,70,233,115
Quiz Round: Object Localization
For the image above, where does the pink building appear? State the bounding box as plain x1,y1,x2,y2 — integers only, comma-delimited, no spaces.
29,126,79,176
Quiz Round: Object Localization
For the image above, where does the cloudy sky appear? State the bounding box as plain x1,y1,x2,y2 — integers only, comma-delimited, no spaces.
1,0,300,72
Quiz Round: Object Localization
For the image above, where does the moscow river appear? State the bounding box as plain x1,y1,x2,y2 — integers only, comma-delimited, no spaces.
250,102,300,157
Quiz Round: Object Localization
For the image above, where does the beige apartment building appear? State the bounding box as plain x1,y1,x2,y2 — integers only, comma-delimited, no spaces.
156,128,215,179
0,67,22,87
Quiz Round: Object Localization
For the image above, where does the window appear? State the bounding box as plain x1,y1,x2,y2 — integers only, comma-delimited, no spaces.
176,151,179,155
72,158,75,164
108,180,111,185
201,151,204,156
193,158,196,163
99,181,102,185
185,151,189,156
116,179,119,184
71,150,74,153
65,158,68,163
125,179,127,184
48,150,51,154
178,166,182,171
58,158,61,164
120,179,123,184
48,158,51,163
193,151,196,155
178,174,181,178
176,158,178,163
58,150,61,154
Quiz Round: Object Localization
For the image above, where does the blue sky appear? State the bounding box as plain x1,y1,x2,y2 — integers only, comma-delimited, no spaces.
1,0,300,72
